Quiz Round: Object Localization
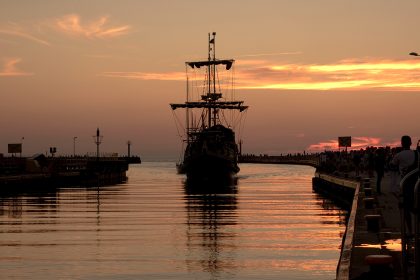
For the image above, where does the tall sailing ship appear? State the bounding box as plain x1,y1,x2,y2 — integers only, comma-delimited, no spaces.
170,32,248,182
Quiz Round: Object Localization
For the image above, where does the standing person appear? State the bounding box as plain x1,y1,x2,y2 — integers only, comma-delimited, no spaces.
367,148,375,178
352,151,362,177
391,135,416,178
391,135,417,235
389,147,402,194
374,148,386,194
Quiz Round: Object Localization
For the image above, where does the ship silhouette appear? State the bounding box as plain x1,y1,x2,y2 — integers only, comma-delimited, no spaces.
170,32,248,183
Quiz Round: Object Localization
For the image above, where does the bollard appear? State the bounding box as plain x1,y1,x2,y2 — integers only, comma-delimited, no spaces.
364,254,394,280
363,197,375,209
365,214,381,232
362,178,371,189
364,187,373,196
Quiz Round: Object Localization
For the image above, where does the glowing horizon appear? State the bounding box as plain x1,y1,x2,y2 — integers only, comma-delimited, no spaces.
307,137,401,152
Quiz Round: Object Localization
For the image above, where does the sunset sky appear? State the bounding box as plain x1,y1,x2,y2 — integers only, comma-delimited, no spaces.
1,0,420,160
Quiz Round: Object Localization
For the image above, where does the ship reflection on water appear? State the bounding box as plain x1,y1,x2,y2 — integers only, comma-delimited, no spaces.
183,180,238,278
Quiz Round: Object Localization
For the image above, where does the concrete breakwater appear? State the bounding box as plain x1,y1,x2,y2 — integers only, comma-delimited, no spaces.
314,173,404,280
312,172,358,210
0,155,141,191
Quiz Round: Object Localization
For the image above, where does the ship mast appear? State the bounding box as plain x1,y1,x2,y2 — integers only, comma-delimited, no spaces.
170,33,248,128
186,76,190,144
207,33,212,128
207,32,218,128
212,32,217,126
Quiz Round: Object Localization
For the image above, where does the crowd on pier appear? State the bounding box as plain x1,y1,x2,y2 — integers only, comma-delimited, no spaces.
241,136,419,194
318,147,393,177
242,146,405,178
319,136,418,194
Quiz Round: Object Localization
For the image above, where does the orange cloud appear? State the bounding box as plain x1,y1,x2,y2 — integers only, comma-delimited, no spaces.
0,29,50,46
308,139,339,152
104,58,420,91
236,58,420,90
54,14,131,39
0,58,32,77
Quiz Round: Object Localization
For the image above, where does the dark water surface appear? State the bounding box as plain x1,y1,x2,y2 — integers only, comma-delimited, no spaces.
0,162,347,280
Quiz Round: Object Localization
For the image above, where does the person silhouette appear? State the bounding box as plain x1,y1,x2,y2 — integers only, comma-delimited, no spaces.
391,135,417,235
374,148,386,194
391,135,416,178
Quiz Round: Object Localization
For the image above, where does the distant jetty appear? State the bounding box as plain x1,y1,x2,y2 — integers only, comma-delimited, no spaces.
0,155,141,192
238,154,320,168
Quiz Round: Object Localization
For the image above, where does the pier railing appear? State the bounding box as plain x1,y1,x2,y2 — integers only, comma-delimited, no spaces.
401,168,420,280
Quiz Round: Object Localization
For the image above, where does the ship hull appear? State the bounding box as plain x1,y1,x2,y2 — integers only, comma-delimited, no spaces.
181,154,239,183
177,125,240,185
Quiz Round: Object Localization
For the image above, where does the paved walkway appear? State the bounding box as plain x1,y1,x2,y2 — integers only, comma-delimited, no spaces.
349,172,403,279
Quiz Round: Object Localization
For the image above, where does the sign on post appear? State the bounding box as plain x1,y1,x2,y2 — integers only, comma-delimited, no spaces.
338,136,352,151
8,143,22,154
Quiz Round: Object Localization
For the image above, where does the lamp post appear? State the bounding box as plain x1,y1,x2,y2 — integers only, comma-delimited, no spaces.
93,128,103,159
73,136,77,156
409,52,419,56
20,137,24,157
127,141,131,158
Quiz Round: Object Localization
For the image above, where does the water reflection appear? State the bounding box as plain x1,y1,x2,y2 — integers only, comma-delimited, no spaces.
184,180,238,279
355,239,401,252
0,191,59,219
313,193,349,226
0,163,348,280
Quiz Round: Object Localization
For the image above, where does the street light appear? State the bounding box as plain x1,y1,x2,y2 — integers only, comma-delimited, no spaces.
21,137,24,157
73,136,77,156
410,52,419,56
93,128,103,159
127,141,131,158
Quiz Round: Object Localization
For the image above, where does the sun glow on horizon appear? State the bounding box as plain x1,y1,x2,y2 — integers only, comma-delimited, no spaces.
307,137,400,152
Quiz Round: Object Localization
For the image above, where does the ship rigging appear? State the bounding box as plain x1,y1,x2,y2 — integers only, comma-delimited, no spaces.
170,32,248,182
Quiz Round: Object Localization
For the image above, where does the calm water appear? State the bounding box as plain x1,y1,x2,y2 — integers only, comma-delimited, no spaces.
0,162,347,280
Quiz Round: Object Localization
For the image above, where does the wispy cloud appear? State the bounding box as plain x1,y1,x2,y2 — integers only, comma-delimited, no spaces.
104,58,420,91
0,29,50,46
101,71,185,81
53,14,131,39
307,136,398,152
238,52,302,58
0,58,33,77
0,14,130,45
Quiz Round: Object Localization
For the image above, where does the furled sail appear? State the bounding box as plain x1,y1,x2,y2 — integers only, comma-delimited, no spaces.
170,101,248,112
187,59,234,70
